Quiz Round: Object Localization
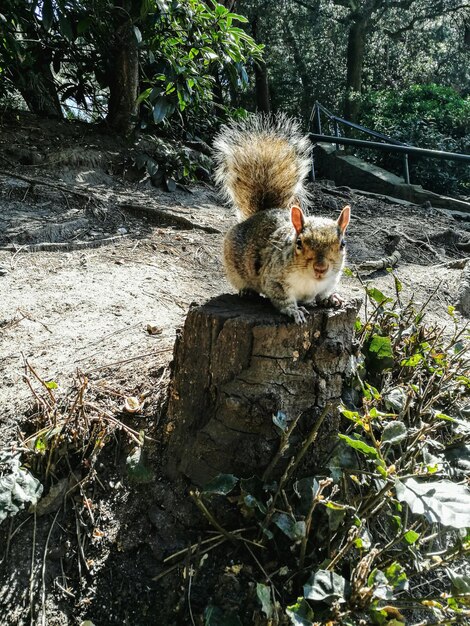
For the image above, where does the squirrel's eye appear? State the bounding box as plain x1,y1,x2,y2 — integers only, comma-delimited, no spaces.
296,237,303,250
340,239,346,249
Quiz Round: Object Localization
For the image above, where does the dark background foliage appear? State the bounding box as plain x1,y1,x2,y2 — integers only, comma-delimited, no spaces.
0,1,469,188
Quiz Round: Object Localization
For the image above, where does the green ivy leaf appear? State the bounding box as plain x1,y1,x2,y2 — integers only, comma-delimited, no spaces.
369,335,393,359
202,474,238,496
338,434,379,459
395,478,470,528
384,562,408,591
381,421,408,445
256,583,274,619
403,530,420,545
401,353,422,367
126,447,153,483
368,568,393,600
34,436,47,453
367,287,392,306
393,273,403,293
286,598,314,625
273,512,306,541
303,569,349,605
340,408,363,424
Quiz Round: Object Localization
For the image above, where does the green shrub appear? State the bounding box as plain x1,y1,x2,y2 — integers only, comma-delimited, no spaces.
184,276,470,625
359,84,470,196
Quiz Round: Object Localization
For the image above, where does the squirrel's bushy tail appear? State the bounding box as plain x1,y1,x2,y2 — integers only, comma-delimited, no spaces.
213,113,312,219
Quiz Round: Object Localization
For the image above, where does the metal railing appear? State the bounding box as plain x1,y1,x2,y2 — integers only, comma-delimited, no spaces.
309,101,470,185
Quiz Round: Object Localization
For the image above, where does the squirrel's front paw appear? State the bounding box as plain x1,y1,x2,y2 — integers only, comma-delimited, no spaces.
316,293,344,308
290,305,309,324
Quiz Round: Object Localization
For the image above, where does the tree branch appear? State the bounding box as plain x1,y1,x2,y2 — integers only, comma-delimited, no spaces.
385,3,470,38
290,0,319,12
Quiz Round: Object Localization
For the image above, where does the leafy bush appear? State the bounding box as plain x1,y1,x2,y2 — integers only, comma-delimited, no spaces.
0,0,261,134
184,276,470,625
0,364,148,529
360,84,470,196
138,1,262,133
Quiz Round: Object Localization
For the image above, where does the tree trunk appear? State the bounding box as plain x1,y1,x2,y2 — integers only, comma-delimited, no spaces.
254,61,271,114
251,16,271,114
106,16,139,135
165,294,360,487
283,21,315,120
464,17,470,47
9,56,63,119
344,16,367,122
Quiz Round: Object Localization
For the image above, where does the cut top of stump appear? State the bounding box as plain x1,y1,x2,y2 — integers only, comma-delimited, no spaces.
165,294,361,487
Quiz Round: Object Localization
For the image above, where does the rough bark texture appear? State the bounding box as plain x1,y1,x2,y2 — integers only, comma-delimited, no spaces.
252,16,271,114
344,16,367,122
457,261,470,317
166,294,360,487
254,61,271,114
10,63,63,119
106,17,139,135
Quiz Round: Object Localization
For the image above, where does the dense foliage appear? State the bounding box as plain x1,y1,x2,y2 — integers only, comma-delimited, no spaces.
0,1,468,187
360,85,470,194
236,0,469,194
0,0,261,133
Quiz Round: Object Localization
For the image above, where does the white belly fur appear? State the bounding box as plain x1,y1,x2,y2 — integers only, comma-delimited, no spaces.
286,269,339,302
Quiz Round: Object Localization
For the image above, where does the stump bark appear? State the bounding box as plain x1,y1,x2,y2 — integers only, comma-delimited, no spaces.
166,294,360,486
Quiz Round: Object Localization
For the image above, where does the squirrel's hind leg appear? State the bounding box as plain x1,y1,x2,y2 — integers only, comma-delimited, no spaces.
239,287,262,300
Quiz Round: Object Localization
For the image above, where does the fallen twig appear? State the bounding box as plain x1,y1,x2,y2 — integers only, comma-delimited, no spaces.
85,347,172,372
0,169,91,200
29,512,37,626
118,202,221,234
396,230,444,259
356,250,401,271
0,234,129,253
40,508,61,626
432,258,468,269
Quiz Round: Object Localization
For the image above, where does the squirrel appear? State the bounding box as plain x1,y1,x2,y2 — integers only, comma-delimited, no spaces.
213,113,350,324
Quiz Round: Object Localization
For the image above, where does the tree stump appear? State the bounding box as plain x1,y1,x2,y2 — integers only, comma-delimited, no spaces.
457,261,470,317
166,294,360,486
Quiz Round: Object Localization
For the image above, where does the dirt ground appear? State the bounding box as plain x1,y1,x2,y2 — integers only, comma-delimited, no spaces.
0,112,469,625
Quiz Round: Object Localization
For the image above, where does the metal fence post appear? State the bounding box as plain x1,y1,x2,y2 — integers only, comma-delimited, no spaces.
315,105,322,136
333,119,339,151
403,153,410,184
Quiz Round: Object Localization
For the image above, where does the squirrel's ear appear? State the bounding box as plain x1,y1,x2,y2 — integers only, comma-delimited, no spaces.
290,205,305,235
337,205,350,233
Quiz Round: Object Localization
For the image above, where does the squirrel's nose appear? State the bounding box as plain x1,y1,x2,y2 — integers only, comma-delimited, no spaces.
314,262,329,275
